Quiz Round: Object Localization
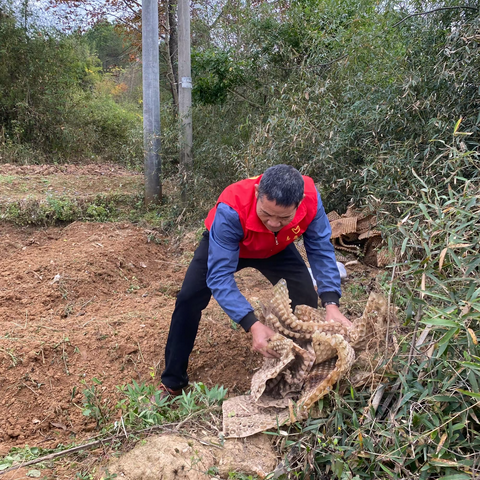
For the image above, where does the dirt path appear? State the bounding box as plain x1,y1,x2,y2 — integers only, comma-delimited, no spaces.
0,221,268,453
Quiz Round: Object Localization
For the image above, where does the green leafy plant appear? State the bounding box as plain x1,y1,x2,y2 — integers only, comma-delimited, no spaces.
99,469,117,480
192,48,247,105
0,446,56,472
189,382,228,407
75,472,93,479
227,472,259,480
116,381,228,430
116,380,172,428
81,377,112,428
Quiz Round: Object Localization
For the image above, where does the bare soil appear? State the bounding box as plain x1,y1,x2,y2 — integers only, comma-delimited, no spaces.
0,220,272,452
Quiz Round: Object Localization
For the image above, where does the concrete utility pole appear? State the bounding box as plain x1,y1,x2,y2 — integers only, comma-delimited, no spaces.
178,0,192,206
142,0,162,205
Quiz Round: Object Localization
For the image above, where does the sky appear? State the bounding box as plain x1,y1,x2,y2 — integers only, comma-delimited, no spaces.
4,0,100,31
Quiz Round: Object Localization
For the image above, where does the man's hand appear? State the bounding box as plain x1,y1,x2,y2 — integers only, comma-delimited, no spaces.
250,321,280,358
325,304,353,328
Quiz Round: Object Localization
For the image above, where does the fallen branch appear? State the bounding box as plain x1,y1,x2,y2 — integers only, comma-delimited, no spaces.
174,404,222,431
0,438,115,475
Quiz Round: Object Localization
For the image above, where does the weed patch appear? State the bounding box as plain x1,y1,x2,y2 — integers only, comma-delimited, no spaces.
77,378,228,433
0,445,61,473
0,193,142,225
116,381,228,430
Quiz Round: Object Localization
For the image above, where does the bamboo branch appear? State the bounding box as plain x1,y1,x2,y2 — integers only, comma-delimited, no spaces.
227,88,263,109
392,6,478,28
174,405,221,430
385,258,397,349
277,54,348,71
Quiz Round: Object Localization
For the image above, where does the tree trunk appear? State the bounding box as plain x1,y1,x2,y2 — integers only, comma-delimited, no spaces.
166,0,179,113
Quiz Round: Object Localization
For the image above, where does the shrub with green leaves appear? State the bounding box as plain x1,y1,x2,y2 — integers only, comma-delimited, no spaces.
0,12,97,155
192,48,246,105
65,91,143,165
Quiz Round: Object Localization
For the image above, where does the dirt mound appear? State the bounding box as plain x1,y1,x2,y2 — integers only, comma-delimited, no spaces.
106,433,276,479
0,221,266,450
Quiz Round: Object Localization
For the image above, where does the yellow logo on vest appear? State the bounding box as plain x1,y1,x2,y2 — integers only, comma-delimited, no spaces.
292,226,301,235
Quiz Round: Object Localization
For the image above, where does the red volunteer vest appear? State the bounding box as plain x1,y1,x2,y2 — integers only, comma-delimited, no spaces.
204,175,318,258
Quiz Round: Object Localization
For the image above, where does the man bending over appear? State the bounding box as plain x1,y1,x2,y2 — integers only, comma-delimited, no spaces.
160,164,352,396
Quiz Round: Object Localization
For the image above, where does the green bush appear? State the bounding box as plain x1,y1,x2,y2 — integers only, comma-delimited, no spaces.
65,92,143,166
188,1,479,213
116,381,227,430
0,14,98,155
192,48,247,105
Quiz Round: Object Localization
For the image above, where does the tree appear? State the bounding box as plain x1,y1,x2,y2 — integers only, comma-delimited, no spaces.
187,0,479,212
46,0,181,112
84,20,132,70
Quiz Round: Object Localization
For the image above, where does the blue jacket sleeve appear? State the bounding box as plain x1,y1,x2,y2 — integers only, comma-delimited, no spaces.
206,203,256,327
303,190,342,305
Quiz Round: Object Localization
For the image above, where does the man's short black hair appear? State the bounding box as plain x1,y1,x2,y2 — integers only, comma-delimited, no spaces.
257,164,304,207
